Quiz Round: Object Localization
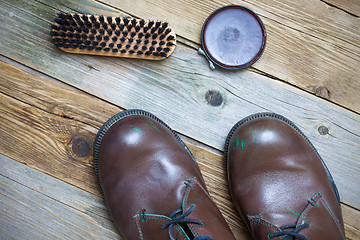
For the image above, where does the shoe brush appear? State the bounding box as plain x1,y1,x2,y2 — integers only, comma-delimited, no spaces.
50,13,176,60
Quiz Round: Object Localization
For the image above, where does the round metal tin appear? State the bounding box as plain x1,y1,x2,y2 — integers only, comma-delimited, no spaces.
201,5,266,70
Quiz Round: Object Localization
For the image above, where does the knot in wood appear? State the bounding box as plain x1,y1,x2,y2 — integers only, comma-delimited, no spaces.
205,90,223,107
71,136,91,158
318,125,329,135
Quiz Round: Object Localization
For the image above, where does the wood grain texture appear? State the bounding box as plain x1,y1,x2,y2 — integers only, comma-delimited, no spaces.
0,0,359,208
99,0,360,112
321,0,360,16
0,154,120,240
0,58,359,239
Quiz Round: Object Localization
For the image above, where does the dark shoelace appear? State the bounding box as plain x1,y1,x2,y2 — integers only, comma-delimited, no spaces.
160,204,213,240
268,223,310,240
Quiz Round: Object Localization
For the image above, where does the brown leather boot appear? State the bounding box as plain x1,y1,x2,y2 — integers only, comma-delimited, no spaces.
225,113,345,240
94,110,235,240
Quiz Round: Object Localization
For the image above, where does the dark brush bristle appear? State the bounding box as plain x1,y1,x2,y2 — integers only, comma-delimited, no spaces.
167,35,175,41
145,51,152,56
123,31,128,37
162,22,168,29
50,24,59,30
152,40,157,45
127,25,132,31
92,41,99,46
58,32,65,37
59,25,66,31
85,21,92,28
140,20,145,27
89,35,95,40
94,22,100,28
134,45,138,50
78,20,84,27
151,27,157,33
99,16,105,23
144,39,149,44
112,36,118,41
88,46,94,50
155,22,161,28
138,33,144,38
131,32,136,37
98,29,105,35
136,39,141,44
131,19,137,26
119,24,124,31
58,13,66,19
121,49,126,53
107,16,112,24
66,32,73,38
145,33,151,38
117,44,122,48
160,52,167,57
153,52,159,57
66,26,74,32
120,37,126,42
115,17,121,24
104,48,110,51
152,33,158,39
96,35,102,41
142,46,147,50
104,36,109,41
109,43,114,47
90,15,96,22
135,26,140,32
164,48,170,52
123,18,130,25
102,23,108,29
82,28,89,33
147,21,154,28
81,34,87,39
159,41,165,45
100,42,106,47
50,31,58,36
107,29,112,35
84,41,91,45
111,23,116,30
112,49,118,52
164,28,171,35
157,47,162,52
137,51,143,55
158,27,165,34
95,47,101,51
81,15,89,22
129,50,135,54
74,14,80,20
91,28,97,34
167,42,174,46
128,38,133,43
115,30,121,36
79,45,86,49
143,27,149,33
126,44,131,49
149,46,155,51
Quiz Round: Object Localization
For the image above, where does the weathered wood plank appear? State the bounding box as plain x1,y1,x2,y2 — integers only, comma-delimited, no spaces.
0,59,247,238
0,154,120,239
0,0,359,208
97,0,360,112
0,58,359,238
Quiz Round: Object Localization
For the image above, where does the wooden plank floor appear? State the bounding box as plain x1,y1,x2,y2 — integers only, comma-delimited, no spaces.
0,0,359,239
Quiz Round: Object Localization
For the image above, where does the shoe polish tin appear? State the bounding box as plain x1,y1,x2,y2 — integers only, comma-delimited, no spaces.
199,5,266,70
